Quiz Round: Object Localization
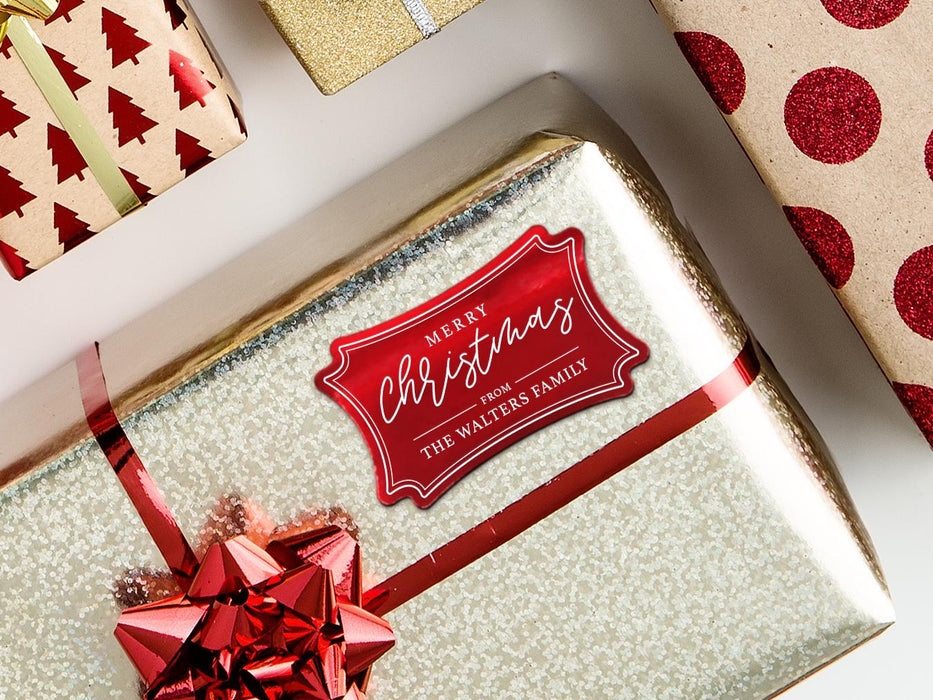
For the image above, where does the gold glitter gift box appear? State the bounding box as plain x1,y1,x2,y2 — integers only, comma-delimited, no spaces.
0,75,893,697
260,0,485,93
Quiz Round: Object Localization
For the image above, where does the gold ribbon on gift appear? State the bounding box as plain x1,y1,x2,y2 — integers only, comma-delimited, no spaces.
0,0,56,24
1,0,142,217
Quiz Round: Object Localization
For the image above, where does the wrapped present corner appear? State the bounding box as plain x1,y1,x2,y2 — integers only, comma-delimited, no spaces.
0,0,246,280
260,0,485,94
648,0,933,448
0,75,893,697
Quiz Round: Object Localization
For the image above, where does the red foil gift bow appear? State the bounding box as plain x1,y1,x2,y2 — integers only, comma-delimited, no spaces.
113,529,394,699
78,338,760,694
78,346,394,699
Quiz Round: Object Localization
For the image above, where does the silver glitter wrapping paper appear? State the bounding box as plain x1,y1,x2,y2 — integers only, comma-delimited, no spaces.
0,135,891,696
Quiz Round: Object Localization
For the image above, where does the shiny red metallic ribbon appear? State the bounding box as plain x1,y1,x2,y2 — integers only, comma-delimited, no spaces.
78,338,760,692
78,345,394,700
371,338,760,615
78,345,199,592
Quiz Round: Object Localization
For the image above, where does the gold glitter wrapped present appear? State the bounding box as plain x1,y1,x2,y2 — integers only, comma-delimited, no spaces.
0,75,892,697
260,0,485,93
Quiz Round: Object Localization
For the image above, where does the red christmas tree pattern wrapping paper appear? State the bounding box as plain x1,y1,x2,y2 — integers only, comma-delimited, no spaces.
650,0,933,447
0,0,246,280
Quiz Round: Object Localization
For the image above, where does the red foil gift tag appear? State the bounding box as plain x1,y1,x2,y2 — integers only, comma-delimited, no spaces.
316,226,649,508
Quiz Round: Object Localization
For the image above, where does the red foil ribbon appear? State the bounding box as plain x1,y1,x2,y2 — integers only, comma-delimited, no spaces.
79,339,760,695
371,339,760,615
78,345,394,700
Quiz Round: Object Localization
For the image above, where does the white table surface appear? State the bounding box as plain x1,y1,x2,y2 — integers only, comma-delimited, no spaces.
1,0,929,697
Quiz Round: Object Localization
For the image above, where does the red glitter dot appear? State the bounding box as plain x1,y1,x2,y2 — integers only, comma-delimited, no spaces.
674,32,746,114
925,129,933,182
784,67,882,163
893,383,933,449
782,206,855,288
820,0,910,29
894,246,933,339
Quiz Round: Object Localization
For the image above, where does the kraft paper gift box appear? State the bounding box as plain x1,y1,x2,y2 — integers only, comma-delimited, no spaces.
648,0,933,448
260,0,485,94
0,0,246,280
0,75,892,698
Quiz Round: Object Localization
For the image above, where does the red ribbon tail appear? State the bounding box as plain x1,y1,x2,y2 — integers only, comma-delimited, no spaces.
77,343,198,593
370,340,762,615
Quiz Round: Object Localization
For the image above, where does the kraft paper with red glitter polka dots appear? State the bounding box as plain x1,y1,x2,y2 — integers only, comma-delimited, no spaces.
652,0,933,448
0,0,246,281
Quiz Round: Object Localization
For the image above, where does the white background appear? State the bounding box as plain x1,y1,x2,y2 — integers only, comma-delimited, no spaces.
1,0,930,697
